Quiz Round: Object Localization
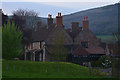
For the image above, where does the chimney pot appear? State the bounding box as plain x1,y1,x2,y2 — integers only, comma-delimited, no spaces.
47,14,53,28
58,13,59,16
56,12,63,26
60,13,61,16
82,16,89,30
48,14,52,18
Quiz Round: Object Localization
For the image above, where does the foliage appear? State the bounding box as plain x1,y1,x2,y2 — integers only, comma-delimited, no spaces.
112,58,120,78
91,60,102,67
2,21,23,60
99,55,112,68
50,32,68,62
91,55,112,68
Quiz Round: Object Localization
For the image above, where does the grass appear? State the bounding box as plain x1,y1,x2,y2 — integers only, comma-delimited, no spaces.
2,60,109,78
96,35,116,44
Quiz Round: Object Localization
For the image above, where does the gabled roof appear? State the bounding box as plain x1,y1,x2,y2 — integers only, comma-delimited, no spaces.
72,46,89,55
66,27,82,39
72,46,105,55
32,24,56,42
74,29,100,46
45,25,73,45
32,24,73,45
85,46,105,54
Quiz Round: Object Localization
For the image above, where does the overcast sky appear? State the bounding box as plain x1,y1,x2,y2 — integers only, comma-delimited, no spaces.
1,0,119,17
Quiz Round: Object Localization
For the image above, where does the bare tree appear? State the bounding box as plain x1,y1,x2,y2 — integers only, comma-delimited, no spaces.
12,9,39,29
12,9,39,45
12,9,38,17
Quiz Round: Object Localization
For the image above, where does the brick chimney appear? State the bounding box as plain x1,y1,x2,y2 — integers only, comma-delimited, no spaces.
56,13,63,26
71,22,79,38
71,22,79,32
82,16,89,30
47,14,53,28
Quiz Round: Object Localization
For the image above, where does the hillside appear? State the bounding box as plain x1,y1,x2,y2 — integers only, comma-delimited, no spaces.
41,3,119,35
2,60,107,78
63,3,119,35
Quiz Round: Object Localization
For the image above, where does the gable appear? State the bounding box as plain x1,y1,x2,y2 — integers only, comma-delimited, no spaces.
45,26,73,45
74,30,100,46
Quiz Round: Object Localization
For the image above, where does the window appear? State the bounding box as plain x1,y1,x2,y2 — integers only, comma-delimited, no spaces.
81,42,88,48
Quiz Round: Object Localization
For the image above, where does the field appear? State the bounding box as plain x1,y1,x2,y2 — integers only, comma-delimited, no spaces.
2,60,108,78
96,35,116,44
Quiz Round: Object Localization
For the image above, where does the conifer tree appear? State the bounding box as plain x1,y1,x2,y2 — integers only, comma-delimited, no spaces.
2,21,23,60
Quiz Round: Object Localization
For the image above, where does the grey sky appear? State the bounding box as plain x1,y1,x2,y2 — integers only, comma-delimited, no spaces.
1,1,119,18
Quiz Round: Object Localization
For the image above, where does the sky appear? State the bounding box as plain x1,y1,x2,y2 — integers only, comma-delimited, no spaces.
1,0,119,18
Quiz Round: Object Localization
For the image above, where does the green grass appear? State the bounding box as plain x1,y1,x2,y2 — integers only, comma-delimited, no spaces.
96,35,116,43
2,60,108,78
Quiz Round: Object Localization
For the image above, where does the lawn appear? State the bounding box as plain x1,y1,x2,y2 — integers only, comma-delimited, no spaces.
96,35,116,44
2,60,108,78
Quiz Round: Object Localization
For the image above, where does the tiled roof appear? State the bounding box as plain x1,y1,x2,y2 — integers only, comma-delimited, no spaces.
32,24,56,42
85,46,105,54
66,28,80,39
45,25,73,45
72,46,89,55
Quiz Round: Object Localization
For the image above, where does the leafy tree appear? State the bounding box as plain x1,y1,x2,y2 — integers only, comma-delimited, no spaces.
2,21,23,60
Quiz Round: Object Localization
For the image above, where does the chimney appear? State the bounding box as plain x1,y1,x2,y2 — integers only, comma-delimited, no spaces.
47,14,53,28
56,12,63,26
71,22,79,32
71,22,79,38
82,16,89,30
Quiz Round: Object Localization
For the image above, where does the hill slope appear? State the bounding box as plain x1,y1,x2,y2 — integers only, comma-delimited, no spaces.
62,3,119,35
41,3,119,35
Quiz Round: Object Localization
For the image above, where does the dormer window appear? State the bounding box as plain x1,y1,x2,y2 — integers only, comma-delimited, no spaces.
81,42,88,48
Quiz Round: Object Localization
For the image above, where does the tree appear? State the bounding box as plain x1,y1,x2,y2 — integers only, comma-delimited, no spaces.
2,21,23,60
50,32,68,62
22,27,33,45
11,14,25,30
12,9,39,29
12,9,39,45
